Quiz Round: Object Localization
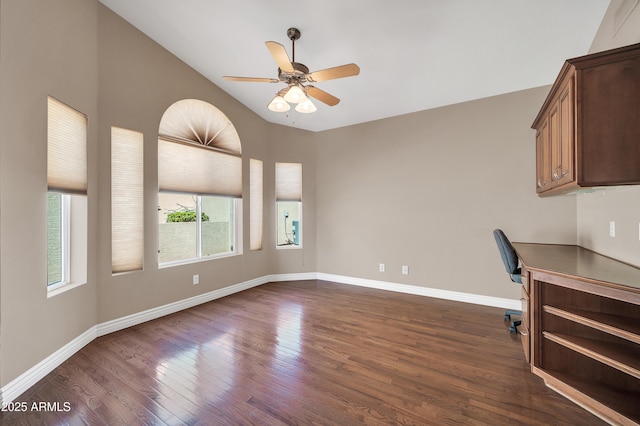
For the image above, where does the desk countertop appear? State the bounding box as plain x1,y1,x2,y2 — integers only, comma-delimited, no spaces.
512,243,640,292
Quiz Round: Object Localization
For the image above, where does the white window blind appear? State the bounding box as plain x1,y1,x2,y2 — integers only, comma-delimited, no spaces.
250,158,263,251
158,140,242,196
111,127,144,273
47,97,87,194
275,162,302,201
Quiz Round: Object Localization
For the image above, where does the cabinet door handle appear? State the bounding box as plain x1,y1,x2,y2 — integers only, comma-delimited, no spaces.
553,166,560,180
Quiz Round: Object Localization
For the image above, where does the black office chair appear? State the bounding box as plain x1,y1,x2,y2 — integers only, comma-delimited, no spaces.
493,229,522,333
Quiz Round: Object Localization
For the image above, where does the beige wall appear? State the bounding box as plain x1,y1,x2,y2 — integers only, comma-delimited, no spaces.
315,88,577,299
0,0,99,384
577,0,640,267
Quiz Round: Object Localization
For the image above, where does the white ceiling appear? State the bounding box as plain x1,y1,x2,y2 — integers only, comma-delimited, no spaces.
98,0,610,132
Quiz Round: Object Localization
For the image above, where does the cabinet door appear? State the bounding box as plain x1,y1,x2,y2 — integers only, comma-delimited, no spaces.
536,117,551,193
548,79,575,189
555,80,575,186
549,102,560,186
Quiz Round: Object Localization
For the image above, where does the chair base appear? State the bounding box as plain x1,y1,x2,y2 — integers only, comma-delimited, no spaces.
504,309,521,320
504,310,522,333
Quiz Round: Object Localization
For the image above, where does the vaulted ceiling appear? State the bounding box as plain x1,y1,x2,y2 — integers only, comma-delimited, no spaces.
99,0,610,132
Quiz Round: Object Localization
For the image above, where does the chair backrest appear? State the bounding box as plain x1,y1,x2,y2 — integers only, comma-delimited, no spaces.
493,229,519,275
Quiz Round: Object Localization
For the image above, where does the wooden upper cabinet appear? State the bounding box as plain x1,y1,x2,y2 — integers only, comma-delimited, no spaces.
532,43,640,196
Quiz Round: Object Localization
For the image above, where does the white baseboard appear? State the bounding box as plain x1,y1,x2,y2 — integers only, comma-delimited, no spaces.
315,273,521,310
0,276,268,405
96,276,268,337
0,273,519,404
268,272,317,282
0,327,97,405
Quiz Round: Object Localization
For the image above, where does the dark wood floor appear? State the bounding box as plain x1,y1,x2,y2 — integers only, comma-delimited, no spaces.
1,280,605,425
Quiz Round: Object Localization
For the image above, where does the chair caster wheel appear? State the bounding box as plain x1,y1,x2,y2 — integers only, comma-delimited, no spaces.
509,325,518,333
504,314,511,320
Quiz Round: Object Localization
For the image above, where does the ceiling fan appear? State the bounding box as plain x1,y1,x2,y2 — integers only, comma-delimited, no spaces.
222,27,360,114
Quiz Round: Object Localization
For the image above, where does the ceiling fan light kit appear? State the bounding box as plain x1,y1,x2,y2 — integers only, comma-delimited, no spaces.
267,95,290,112
295,98,317,114
283,84,307,104
223,27,360,114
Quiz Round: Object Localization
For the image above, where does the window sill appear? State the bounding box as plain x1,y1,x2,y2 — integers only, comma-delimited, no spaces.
276,244,302,250
47,281,86,298
158,251,240,269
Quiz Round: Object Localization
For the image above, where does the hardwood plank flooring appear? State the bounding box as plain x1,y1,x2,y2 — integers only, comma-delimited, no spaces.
0,280,605,425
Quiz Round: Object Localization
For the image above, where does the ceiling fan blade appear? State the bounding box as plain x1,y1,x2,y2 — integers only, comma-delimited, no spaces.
222,76,279,83
305,86,340,106
307,63,360,82
265,41,294,73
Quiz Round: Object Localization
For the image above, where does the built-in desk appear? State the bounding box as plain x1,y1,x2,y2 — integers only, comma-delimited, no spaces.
512,243,640,426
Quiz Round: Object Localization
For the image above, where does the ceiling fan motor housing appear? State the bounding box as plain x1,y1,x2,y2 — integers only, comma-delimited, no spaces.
278,62,310,83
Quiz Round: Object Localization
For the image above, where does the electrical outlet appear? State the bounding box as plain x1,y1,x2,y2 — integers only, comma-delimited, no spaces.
402,265,409,275
379,263,385,272
610,221,616,237
193,274,199,285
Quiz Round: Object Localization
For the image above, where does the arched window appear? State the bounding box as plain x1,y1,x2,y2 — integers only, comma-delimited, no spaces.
157,99,242,265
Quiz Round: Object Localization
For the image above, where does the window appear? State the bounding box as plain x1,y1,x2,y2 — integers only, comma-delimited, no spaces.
158,193,239,264
47,192,69,286
47,97,87,294
250,158,263,251
111,127,144,274
275,162,302,247
157,99,242,266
